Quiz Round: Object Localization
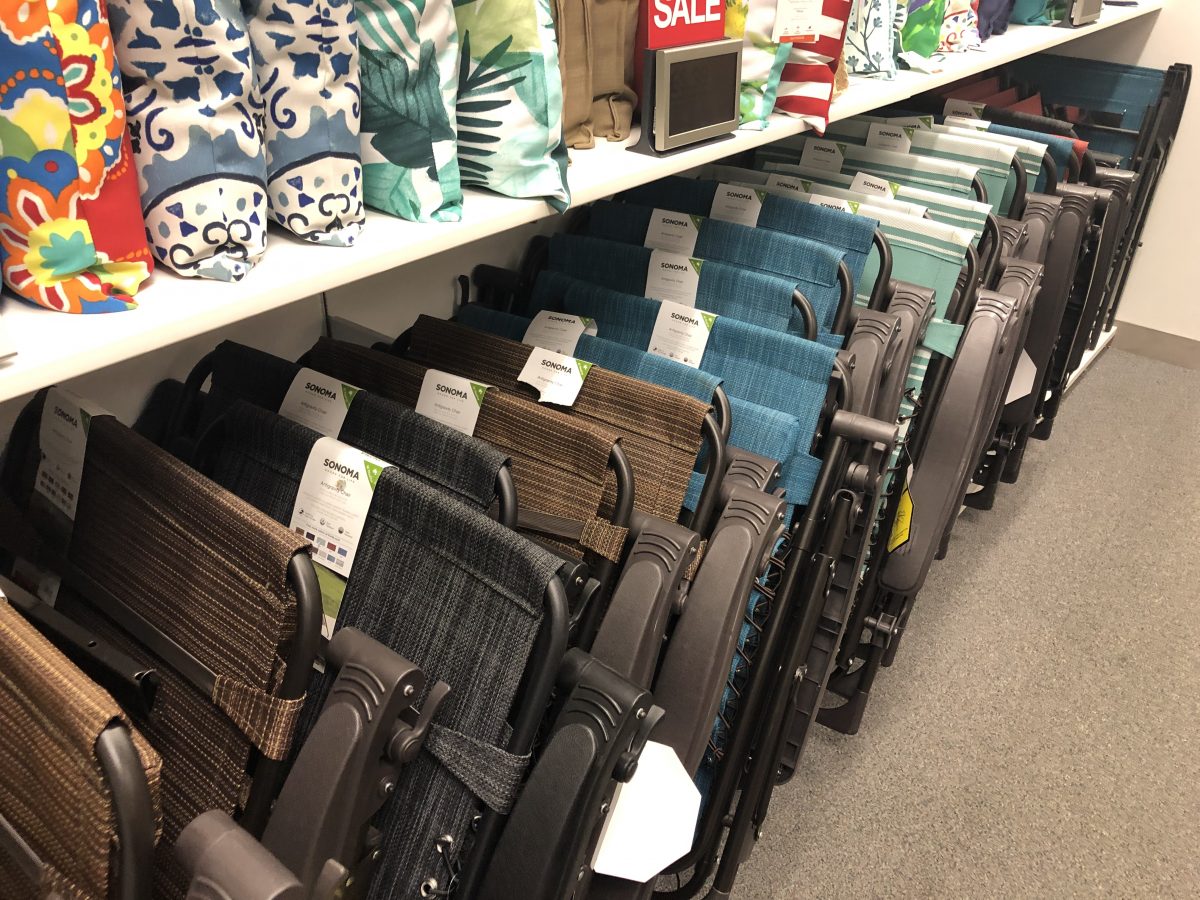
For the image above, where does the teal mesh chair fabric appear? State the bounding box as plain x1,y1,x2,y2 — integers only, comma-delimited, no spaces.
617,175,878,284
453,303,812,512
522,276,836,504
545,235,811,336
207,400,560,900
989,123,1075,193
581,202,845,333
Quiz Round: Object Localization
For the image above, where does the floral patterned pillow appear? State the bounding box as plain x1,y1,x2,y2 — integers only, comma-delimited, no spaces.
109,0,268,281
1,0,152,313
938,0,981,52
454,0,570,211
844,0,899,80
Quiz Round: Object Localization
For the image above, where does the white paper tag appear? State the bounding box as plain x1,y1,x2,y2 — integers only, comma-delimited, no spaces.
944,98,985,119
798,139,846,174
849,170,898,198
415,369,490,436
709,183,765,227
648,301,716,369
815,196,858,214
945,115,991,130
887,115,934,130
10,557,62,608
521,310,597,356
866,121,914,153
765,173,814,196
34,387,107,523
898,50,943,73
289,437,387,637
644,209,702,255
1005,351,1037,404
278,368,362,437
772,0,821,42
644,250,703,306
517,347,593,406
590,742,702,882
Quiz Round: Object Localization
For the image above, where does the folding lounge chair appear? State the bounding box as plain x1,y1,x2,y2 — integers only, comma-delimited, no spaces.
191,400,659,900
0,394,324,897
0,585,160,900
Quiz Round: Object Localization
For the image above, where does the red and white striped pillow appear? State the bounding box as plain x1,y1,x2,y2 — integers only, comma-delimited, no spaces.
773,0,854,132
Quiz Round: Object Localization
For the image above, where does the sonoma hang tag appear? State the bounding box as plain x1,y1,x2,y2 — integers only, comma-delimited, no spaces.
945,115,991,130
415,369,490,436
289,437,387,637
34,387,108,524
887,115,934,130
644,209,703,255
772,0,821,43
866,121,914,153
709,183,765,227
815,196,858,214
518,347,593,407
648,301,716,369
278,368,362,437
765,173,814,197
645,250,703,306
590,742,701,882
850,171,898,198
943,98,985,119
798,139,845,174
521,310,598,356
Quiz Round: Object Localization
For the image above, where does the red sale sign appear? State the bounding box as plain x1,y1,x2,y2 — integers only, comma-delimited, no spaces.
643,0,726,50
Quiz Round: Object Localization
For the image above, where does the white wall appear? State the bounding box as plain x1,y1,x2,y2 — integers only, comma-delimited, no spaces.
1059,4,1200,346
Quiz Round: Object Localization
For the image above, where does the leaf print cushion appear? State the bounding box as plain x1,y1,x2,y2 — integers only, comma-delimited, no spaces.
454,0,571,211
844,0,898,79
109,0,269,281
0,0,151,313
245,0,365,243
356,0,462,221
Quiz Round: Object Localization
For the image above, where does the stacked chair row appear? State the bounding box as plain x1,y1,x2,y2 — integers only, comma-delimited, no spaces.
0,52,1187,900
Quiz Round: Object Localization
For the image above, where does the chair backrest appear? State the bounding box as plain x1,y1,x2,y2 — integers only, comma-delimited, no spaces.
0,594,162,900
404,315,710,526
302,338,628,566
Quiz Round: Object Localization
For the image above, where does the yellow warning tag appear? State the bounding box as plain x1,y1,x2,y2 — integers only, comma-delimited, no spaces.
887,484,913,553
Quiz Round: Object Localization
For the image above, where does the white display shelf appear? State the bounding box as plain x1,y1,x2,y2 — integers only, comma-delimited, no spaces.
0,0,1164,403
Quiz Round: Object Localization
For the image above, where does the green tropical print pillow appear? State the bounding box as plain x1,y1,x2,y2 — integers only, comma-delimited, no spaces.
454,0,571,211
899,0,948,59
358,0,463,222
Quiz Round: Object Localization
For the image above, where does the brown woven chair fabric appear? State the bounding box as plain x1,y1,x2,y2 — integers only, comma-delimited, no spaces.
47,416,310,898
0,597,162,900
304,338,626,561
407,315,710,524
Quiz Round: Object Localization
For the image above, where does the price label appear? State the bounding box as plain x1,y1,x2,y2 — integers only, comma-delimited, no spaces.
521,310,597,355
799,139,846,174
709,184,765,227
415,369,489,436
279,368,361,437
517,348,593,406
648,301,716,369
644,209,703,255
645,251,703,306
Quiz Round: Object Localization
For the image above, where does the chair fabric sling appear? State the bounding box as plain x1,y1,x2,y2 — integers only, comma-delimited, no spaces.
453,304,808,514
933,121,1049,198
989,123,1078,192
180,340,510,514
204,402,564,900
617,174,878,286
0,596,162,900
3,399,312,898
404,315,710,525
543,233,839,342
301,338,627,564
520,275,837,506
581,199,848,335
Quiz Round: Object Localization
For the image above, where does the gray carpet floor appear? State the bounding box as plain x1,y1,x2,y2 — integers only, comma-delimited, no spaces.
733,349,1200,899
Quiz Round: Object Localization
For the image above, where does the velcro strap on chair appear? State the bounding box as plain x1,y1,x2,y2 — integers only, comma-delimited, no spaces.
517,509,629,562
425,724,531,815
684,539,707,582
212,675,304,761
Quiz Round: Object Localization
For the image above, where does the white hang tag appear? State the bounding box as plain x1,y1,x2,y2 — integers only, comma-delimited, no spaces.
815,196,858,214
34,387,108,524
771,0,821,43
278,368,362,437
1005,351,1038,404
898,51,943,74
415,369,490,437
590,742,702,882
289,437,387,637
798,139,846,174
943,98,985,119
945,115,991,130
648,301,716,369
517,347,593,407
644,251,703,307
866,121,914,153
765,173,814,197
644,209,702,255
850,171,898,198
521,310,598,356
708,183,765,227
10,557,62,608
887,115,934,130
